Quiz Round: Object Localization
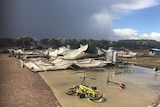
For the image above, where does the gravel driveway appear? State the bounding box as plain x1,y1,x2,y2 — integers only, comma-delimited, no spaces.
0,54,62,107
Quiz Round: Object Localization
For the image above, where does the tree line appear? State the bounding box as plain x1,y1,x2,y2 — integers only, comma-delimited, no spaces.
0,36,160,50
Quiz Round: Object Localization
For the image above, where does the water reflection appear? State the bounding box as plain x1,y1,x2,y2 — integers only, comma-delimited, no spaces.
66,65,160,106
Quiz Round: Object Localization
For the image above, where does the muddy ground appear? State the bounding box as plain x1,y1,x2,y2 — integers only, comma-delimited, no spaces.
40,66,160,107
0,54,62,107
0,50,159,107
119,50,160,70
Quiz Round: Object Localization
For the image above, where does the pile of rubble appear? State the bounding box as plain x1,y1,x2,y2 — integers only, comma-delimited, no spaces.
148,95,160,107
9,44,114,72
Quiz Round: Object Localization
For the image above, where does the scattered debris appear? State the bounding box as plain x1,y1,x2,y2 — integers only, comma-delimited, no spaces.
107,81,126,89
8,44,130,72
106,68,126,89
148,95,160,107
117,47,137,58
154,67,158,72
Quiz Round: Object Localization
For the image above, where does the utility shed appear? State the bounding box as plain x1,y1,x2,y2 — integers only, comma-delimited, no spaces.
149,48,160,55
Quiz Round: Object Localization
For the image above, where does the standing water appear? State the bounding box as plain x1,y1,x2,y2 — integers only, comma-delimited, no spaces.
40,65,160,107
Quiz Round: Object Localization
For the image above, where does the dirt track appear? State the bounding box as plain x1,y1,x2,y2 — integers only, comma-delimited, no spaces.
0,54,62,107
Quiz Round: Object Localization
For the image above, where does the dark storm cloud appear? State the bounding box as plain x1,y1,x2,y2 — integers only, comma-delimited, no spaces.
0,0,114,39
0,0,159,40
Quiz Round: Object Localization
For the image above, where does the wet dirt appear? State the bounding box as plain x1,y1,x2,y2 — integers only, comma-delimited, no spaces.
40,65,160,107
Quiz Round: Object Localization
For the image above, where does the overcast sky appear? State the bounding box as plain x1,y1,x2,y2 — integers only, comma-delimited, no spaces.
1,0,160,41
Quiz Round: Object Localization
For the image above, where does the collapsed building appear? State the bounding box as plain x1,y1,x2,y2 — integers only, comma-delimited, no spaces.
9,44,120,72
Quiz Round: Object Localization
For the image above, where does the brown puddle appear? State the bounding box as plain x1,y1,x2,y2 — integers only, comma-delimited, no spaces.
67,65,160,107
40,65,160,107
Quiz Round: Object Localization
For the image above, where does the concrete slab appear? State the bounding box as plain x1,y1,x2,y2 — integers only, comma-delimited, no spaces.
39,66,160,107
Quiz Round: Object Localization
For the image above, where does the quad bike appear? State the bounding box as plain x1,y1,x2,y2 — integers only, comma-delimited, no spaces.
65,76,103,101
